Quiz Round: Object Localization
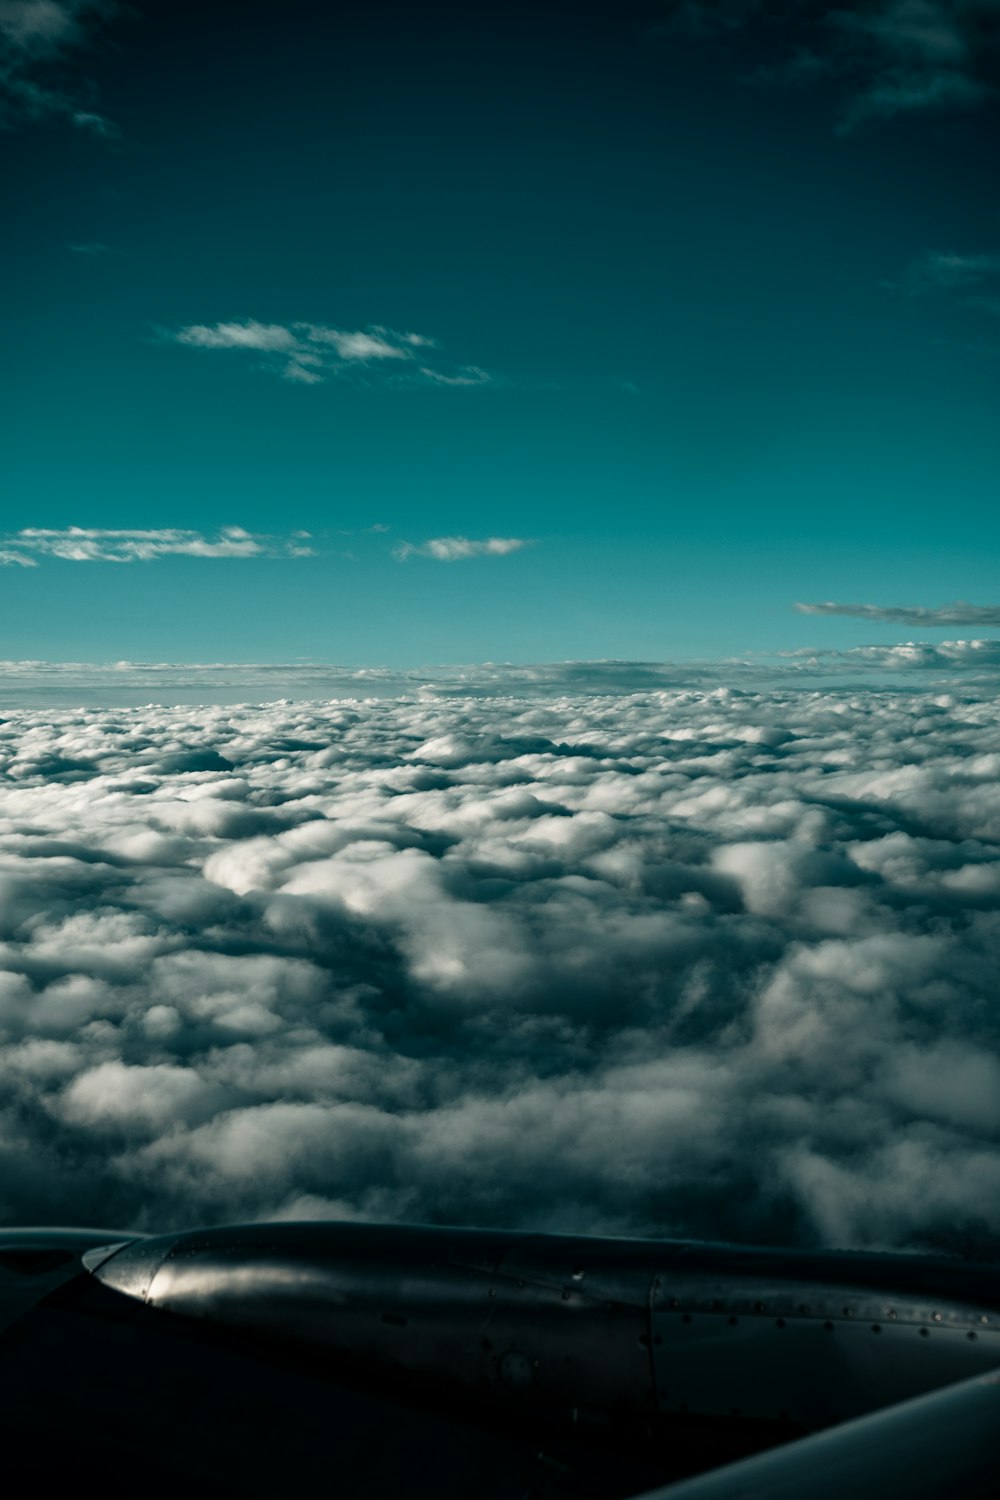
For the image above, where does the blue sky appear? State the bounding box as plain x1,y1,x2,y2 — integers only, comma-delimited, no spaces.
2,0,999,671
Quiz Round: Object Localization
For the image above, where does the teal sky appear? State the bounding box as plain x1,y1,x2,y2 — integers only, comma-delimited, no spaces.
2,0,999,670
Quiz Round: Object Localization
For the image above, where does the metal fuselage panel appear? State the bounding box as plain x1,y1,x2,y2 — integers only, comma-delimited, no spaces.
90,1223,1000,1432
649,1273,999,1427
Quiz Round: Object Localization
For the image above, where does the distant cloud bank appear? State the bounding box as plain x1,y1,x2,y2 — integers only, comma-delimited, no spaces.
795,600,1000,626
2,686,1000,1254
172,320,496,388
0,527,314,565
6,645,1000,709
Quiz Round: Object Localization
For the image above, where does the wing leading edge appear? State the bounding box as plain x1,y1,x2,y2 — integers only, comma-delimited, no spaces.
634,1364,1000,1500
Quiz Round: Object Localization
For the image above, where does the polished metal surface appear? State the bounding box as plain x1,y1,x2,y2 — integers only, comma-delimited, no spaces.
91,1222,1000,1434
649,1242,1000,1427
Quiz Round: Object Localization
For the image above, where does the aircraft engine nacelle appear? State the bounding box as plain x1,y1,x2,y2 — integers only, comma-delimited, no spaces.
89,1221,1000,1434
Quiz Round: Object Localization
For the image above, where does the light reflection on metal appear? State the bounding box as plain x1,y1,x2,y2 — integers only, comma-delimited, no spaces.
91,1222,1000,1431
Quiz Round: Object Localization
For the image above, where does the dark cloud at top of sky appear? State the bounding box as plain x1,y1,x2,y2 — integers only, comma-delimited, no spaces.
1,688,999,1256
0,0,121,134
654,0,1000,130
795,599,1000,625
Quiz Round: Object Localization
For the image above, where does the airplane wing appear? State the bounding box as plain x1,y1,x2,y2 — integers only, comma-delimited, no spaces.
633,1364,1000,1499
3,1221,999,1499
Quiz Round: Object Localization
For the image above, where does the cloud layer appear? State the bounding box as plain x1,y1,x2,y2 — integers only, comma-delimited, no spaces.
795,600,1000,626
172,320,494,388
0,527,314,565
6,647,1000,710
1,686,999,1255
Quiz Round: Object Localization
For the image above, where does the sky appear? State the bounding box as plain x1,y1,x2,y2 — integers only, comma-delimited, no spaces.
3,0,1000,677
2,2,1000,1254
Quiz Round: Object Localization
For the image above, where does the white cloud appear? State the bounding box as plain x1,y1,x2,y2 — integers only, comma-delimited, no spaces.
281,360,324,385
0,549,37,567
170,320,499,388
304,327,411,361
784,639,1000,673
394,536,530,561
1,685,1000,1250
1,526,315,564
418,365,493,387
176,322,300,353
795,600,1000,626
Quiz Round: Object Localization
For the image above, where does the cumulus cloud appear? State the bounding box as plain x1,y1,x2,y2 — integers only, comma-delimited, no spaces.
171,320,497,388
1,526,315,564
393,536,530,561
655,1,1000,130
0,0,119,133
0,683,998,1257
795,599,1000,626
785,638,1000,673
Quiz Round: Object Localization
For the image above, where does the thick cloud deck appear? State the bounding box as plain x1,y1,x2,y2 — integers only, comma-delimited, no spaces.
1,687,999,1252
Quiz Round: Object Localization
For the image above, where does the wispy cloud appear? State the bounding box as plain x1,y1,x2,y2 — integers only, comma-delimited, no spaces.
176,322,300,353
655,1,1000,130
1,526,315,564
795,600,1000,626
68,239,112,256
0,0,120,134
417,365,493,387
303,327,411,362
170,319,497,388
393,536,530,562
893,248,1000,296
831,1,995,130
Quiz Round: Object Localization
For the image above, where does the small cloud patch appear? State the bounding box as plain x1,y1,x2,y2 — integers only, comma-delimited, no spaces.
171,320,497,388
393,536,530,562
0,527,314,565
